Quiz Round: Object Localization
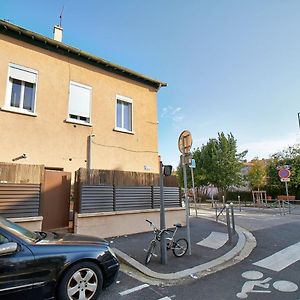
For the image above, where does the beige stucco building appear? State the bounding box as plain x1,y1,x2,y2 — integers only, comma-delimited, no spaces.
0,20,166,175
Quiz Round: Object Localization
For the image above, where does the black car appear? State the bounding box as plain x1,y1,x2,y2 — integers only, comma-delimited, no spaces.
0,217,119,300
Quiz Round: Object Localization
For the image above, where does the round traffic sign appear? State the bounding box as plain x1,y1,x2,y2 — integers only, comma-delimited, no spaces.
178,130,193,154
278,169,291,179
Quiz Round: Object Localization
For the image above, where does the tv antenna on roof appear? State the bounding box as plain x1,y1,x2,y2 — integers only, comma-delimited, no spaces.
59,6,64,27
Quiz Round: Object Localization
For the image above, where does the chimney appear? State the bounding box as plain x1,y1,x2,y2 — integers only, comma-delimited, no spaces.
53,25,63,42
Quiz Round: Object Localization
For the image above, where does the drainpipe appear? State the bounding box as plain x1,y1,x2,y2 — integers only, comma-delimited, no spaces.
87,134,95,183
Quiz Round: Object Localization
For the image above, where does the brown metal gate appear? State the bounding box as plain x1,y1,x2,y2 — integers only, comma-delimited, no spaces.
41,170,71,230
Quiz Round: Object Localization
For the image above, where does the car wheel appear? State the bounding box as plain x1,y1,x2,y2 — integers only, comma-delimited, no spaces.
57,261,103,300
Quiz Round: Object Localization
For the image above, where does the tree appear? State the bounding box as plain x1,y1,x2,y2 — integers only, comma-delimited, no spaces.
247,159,267,190
266,144,300,198
177,132,247,199
199,132,246,197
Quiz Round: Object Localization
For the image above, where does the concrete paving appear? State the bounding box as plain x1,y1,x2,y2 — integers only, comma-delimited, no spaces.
109,216,256,282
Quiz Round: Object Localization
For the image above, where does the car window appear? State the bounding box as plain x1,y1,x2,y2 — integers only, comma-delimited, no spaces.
0,233,9,244
0,217,38,242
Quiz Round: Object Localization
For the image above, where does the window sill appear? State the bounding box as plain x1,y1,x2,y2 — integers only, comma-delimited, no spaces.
113,127,135,135
65,118,93,127
1,107,37,117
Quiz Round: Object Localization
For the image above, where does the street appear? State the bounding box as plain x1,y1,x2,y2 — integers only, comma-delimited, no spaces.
100,211,300,300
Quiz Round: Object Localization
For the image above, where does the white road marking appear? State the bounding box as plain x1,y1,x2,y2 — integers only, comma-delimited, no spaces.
119,284,150,296
157,297,172,300
196,231,228,249
253,242,300,271
241,271,263,280
273,281,298,292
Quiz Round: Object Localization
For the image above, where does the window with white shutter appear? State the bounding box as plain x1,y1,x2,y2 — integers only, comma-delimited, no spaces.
4,64,38,115
67,81,92,125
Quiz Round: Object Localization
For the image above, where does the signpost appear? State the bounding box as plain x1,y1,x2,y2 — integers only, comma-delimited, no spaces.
189,159,197,217
278,167,291,198
178,130,193,255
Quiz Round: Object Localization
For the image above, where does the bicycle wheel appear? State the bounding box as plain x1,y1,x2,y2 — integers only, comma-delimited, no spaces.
172,238,188,257
145,240,156,265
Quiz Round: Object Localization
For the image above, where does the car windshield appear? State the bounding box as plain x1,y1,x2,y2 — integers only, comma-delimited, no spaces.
0,217,39,242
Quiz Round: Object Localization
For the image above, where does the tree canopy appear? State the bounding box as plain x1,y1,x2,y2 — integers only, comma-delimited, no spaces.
177,135,300,200
266,144,300,198
247,159,267,190
178,132,247,197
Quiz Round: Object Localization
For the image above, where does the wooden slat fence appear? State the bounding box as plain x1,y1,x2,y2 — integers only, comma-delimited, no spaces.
75,168,178,187
0,162,44,184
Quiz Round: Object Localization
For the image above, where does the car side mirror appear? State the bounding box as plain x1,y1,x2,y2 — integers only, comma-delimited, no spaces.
0,242,18,255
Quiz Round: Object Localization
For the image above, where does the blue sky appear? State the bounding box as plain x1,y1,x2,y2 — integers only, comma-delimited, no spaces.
2,0,300,168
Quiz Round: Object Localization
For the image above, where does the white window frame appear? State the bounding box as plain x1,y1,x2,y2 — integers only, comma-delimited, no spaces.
114,95,134,134
3,63,38,116
66,81,92,127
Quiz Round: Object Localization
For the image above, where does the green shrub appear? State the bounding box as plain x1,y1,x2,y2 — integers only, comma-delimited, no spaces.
226,191,252,202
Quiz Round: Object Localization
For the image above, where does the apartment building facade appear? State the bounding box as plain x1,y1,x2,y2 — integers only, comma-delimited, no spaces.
0,20,166,175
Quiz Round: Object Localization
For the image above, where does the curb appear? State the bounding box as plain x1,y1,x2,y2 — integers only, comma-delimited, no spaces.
113,224,256,281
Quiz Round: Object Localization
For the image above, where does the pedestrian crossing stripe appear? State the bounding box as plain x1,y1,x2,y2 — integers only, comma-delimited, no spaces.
253,242,300,271
196,231,228,249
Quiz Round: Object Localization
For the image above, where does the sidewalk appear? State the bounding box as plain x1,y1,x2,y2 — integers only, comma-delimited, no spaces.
108,216,256,281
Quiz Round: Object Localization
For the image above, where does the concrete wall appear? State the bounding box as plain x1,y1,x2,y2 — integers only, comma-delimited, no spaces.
9,216,43,231
74,208,186,238
0,34,159,175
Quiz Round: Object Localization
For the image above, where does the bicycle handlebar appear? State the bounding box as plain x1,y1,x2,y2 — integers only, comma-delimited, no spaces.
146,219,152,225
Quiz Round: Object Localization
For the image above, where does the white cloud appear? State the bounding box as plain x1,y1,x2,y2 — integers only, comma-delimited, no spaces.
170,107,182,115
160,106,184,128
239,132,300,160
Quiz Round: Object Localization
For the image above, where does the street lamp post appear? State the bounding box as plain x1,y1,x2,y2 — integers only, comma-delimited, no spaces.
159,161,167,265
159,162,172,265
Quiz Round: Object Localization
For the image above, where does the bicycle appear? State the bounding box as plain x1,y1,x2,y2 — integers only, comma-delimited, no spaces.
144,219,188,265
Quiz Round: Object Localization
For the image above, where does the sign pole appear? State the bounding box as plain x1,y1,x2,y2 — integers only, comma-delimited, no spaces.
285,181,289,197
182,155,192,255
178,130,193,256
285,181,291,214
190,159,197,217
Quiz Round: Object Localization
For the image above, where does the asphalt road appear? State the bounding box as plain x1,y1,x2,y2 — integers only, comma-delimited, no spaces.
99,210,300,300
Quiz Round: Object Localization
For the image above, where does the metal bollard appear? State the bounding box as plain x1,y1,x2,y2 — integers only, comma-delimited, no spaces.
238,195,241,212
278,199,282,215
225,204,232,245
230,202,236,234
215,201,218,222
222,195,225,205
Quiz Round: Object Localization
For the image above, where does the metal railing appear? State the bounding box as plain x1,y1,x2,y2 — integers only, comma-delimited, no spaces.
79,185,181,213
213,201,236,245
